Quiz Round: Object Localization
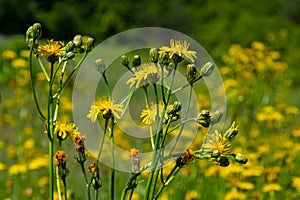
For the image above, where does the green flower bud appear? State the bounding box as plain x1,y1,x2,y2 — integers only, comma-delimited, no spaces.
65,41,75,52
198,110,210,119
198,119,210,128
95,58,106,74
210,111,223,124
149,48,159,63
218,155,230,167
224,122,239,140
32,23,42,39
73,35,82,47
172,53,184,64
173,101,182,112
85,37,94,51
121,55,130,67
158,52,169,65
66,52,75,60
26,26,33,42
234,153,248,164
211,150,220,158
132,55,141,67
186,64,198,83
201,62,215,77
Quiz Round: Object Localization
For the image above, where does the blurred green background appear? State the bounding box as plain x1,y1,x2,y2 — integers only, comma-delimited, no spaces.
1,0,300,199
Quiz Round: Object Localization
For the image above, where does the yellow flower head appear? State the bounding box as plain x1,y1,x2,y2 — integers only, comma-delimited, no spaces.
87,96,124,121
127,63,168,89
37,39,65,62
9,164,27,176
202,130,233,156
11,58,28,68
159,39,197,62
54,121,77,140
1,50,17,60
140,101,171,125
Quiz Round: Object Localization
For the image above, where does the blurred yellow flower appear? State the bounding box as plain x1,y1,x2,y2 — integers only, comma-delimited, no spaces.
23,138,35,149
1,50,17,60
236,181,255,190
256,106,283,122
0,140,4,149
184,190,199,200
28,155,49,170
9,164,27,176
6,145,17,158
292,177,300,192
20,50,30,58
87,96,124,121
11,58,28,68
262,183,282,193
159,39,197,62
251,41,265,51
38,177,49,188
284,106,299,115
292,127,300,137
224,188,246,200
0,162,6,171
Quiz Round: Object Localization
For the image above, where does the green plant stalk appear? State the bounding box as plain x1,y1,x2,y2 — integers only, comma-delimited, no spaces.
144,63,177,200
29,45,46,121
171,75,202,95
63,178,67,200
110,118,115,200
143,87,155,149
102,72,111,97
80,162,91,199
56,166,62,200
37,55,50,81
95,190,99,200
169,84,193,155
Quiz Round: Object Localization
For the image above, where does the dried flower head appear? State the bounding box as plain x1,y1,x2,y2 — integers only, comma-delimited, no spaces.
176,149,195,167
87,97,124,121
54,150,67,166
159,39,197,63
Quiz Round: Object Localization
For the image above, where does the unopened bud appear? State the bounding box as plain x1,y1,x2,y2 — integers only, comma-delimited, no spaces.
66,52,75,59
132,55,141,67
211,150,220,158
95,58,106,74
210,111,223,124
85,37,94,51
121,55,130,67
73,35,82,47
65,41,75,52
224,122,239,140
32,23,42,39
149,48,159,63
234,153,248,164
172,53,184,64
186,64,198,83
201,62,215,77
198,110,210,119
158,52,169,65
218,155,230,167
173,101,182,112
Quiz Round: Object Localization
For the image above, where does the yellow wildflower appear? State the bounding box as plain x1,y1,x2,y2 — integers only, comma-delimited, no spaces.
9,164,27,176
184,190,199,200
159,39,197,62
127,63,168,89
1,50,17,60
262,183,282,193
140,101,171,125
251,41,265,51
292,177,300,192
37,39,65,62
224,188,246,200
54,120,77,140
11,58,28,68
23,138,35,149
87,96,124,121
38,177,49,188
28,155,49,170
201,130,232,156
0,162,6,171
20,50,30,58
236,181,255,190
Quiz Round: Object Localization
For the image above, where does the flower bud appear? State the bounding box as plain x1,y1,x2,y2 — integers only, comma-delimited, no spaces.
73,35,82,47
211,150,221,158
197,110,211,127
132,55,141,67
173,101,182,112
210,111,223,124
158,52,169,65
95,58,106,74
85,37,94,51
186,64,198,83
149,48,159,63
218,155,230,167
121,55,130,67
198,110,210,119
172,53,184,64
32,23,42,39
198,119,210,128
224,122,239,140
66,52,75,60
65,41,75,52
201,62,215,77
234,153,248,164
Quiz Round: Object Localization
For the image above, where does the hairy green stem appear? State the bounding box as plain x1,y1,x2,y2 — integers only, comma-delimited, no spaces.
110,118,115,200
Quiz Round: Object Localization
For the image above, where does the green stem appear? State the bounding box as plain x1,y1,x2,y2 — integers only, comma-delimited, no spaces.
37,55,50,81
143,87,155,149
63,178,67,200
171,75,202,95
110,118,115,200
80,162,91,199
95,189,99,200
56,166,62,200
102,72,111,97
29,45,46,121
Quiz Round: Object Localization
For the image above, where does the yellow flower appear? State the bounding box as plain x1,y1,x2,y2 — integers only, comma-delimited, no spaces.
0,162,6,171
54,120,77,140
11,58,28,68
251,41,265,51
159,39,197,62
236,181,255,190
28,155,49,170
9,164,27,176
1,50,17,60
262,183,282,193
224,188,246,200
292,177,300,192
87,96,124,121
23,138,35,149
126,63,168,89
184,190,199,200
140,101,171,125
37,39,65,62
38,177,49,188
20,50,30,58
201,130,232,156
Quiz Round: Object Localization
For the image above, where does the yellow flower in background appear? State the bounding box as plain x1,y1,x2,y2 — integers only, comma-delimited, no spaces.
251,41,265,51
236,181,255,190
256,106,283,122
9,164,27,176
159,39,197,62
224,188,246,200
23,138,35,149
292,177,300,192
28,155,49,170
11,58,28,68
262,183,282,193
38,176,49,188
0,162,6,171
87,96,124,121
127,63,168,89
1,50,17,60
20,50,30,58
54,120,77,140
184,190,199,200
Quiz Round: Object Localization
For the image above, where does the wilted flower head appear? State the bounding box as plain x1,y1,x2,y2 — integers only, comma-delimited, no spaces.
159,39,197,63
176,149,195,167
87,96,124,121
